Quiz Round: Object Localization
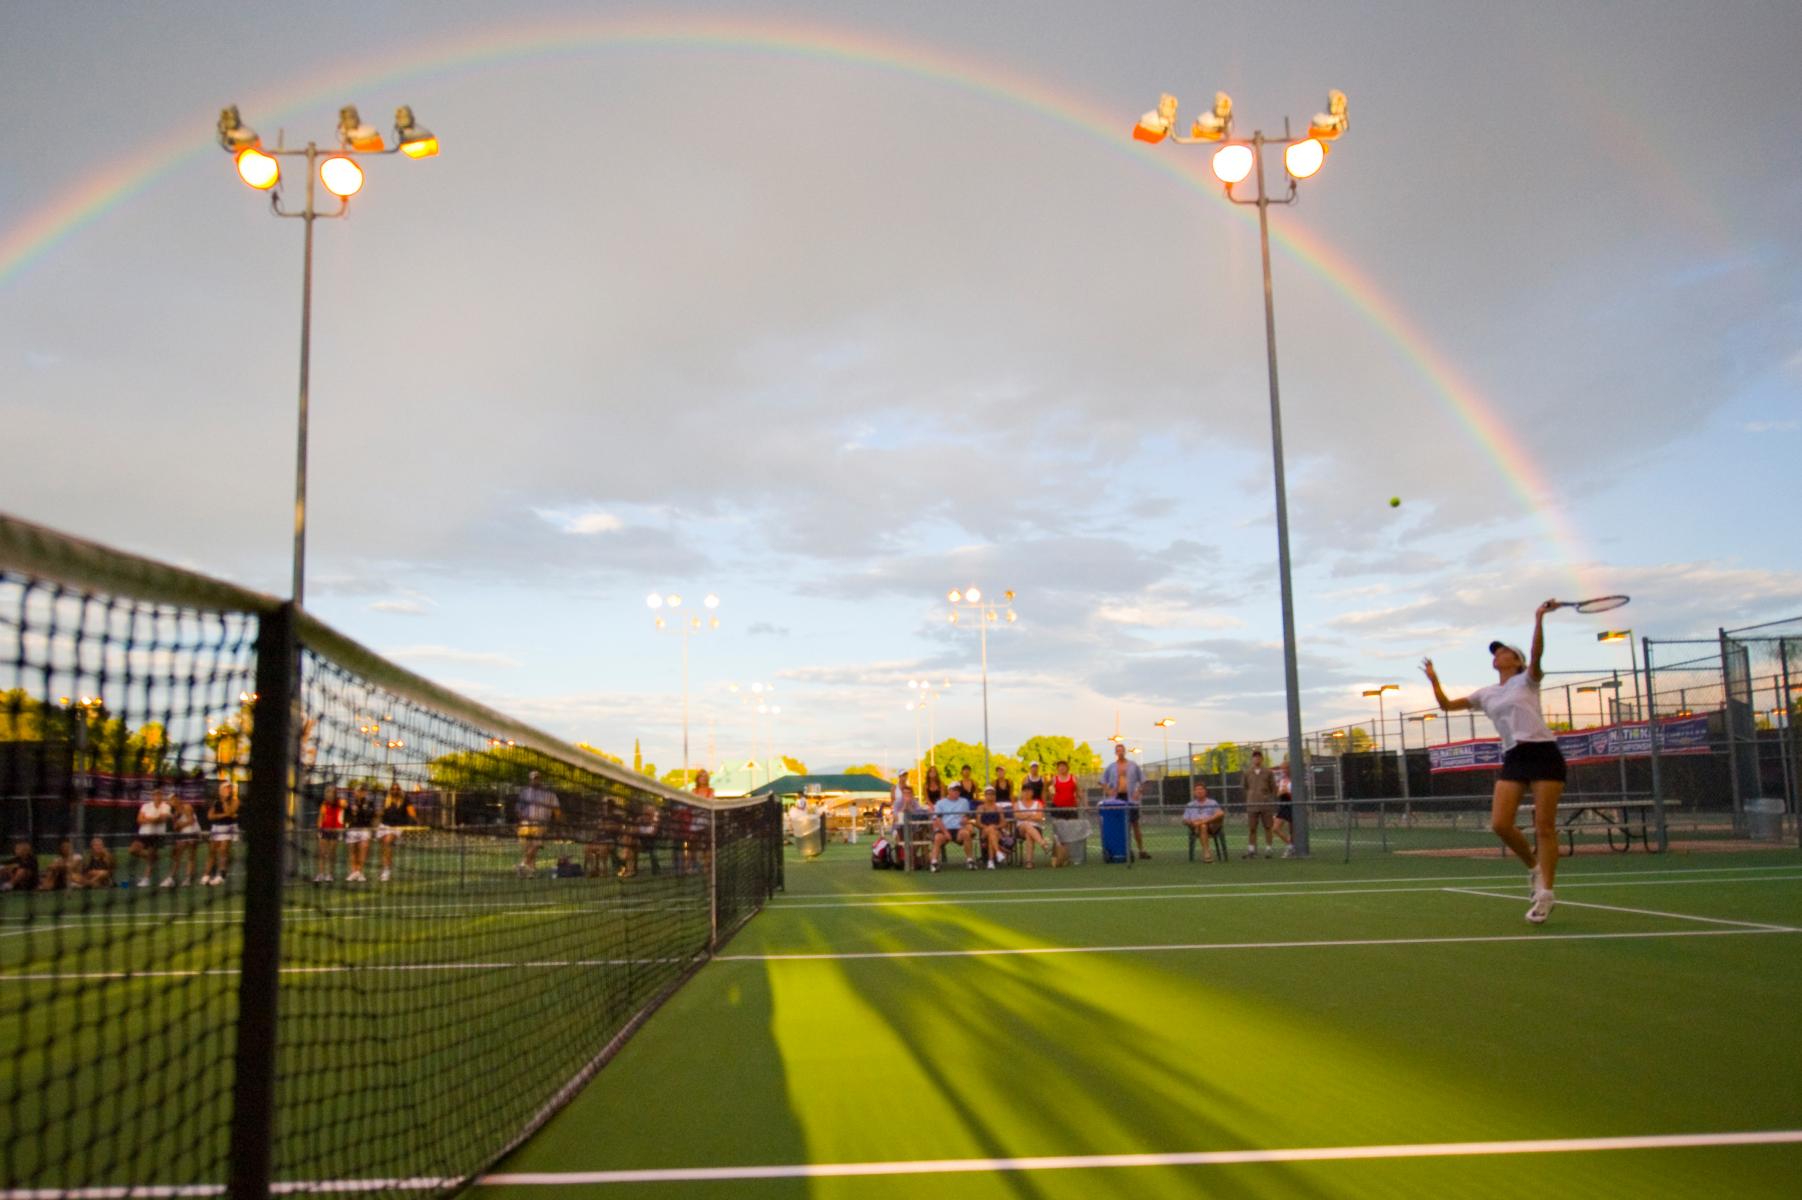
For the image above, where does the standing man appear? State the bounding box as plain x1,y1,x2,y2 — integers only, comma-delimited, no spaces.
1242,750,1279,859
516,770,560,877
1101,742,1150,860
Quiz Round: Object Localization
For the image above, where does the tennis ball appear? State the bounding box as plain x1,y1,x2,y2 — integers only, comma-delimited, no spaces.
1388,496,1401,508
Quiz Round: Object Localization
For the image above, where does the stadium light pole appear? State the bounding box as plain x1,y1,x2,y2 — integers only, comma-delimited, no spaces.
1362,685,1399,751
1134,88,1349,858
649,592,721,784
215,104,439,608
947,588,1017,787
728,682,779,788
905,678,950,775
1597,630,1640,720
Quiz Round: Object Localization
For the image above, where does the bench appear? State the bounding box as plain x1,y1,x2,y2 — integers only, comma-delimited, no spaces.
1511,799,1659,855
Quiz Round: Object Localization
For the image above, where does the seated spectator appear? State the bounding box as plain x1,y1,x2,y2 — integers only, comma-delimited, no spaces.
77,837,115,889
1014,785,1049,868
1183,781,1226,862
37,838,78,891
974,785,1006,869
930,783,974,873
2,840,40,892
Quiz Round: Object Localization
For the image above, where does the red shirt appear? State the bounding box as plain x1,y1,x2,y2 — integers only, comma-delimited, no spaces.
318,799,345,831
1050,776,1079,808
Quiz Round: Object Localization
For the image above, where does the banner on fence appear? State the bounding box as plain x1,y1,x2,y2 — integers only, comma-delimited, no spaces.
1428,715,1711,773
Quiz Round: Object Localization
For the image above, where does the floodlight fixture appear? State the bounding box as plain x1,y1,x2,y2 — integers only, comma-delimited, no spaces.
1284,137,1326,179
1211,143,1254,184
319,155,365,198
394,106,439,158
338,105,384,152
235,148,280,190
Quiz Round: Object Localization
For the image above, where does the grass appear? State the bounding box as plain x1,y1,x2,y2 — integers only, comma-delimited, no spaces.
469,830,1802,1199
3,824,1797,1197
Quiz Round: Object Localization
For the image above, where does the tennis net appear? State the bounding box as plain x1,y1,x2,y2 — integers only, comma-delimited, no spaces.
0,513,783,1197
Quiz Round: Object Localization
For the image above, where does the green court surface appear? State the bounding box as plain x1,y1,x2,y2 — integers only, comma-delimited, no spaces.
469,845,1802,1199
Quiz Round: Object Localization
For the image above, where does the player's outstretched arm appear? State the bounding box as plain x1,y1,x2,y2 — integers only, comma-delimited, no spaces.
1420,658,1471,711
1529,600,1554,681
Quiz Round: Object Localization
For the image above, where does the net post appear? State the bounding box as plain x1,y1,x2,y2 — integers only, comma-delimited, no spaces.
1645,636,1667,852
229,600,296,1200
708,802,720,952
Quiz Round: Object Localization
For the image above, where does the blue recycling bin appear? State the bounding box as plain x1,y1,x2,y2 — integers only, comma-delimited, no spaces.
1099,800,1131,864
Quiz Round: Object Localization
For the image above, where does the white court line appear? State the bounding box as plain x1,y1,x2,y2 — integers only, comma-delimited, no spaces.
6,1128,1797,1195
765,873,1802,911
475,1128,1802,1185
1448,888,1800,932
764,864,1802,908
715,925,1796,963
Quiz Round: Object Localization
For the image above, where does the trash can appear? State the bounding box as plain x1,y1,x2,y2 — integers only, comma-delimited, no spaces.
1745,797,1784,840
1052,817,1089,865
795,811,826,859
1098,801,1131,864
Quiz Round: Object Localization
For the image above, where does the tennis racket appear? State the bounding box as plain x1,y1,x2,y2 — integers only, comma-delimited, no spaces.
1549,595,1630,613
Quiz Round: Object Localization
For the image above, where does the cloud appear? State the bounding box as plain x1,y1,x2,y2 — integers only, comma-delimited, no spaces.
746,621,790,637
369,599,430,615
383,645,523,670
535,508,626,535
1741,420,1799,433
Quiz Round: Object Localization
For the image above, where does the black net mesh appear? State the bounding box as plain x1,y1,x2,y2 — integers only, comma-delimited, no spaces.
0,532,783,1198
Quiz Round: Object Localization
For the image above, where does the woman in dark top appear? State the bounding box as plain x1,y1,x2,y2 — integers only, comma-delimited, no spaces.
923,765,945,803
377,784,418,882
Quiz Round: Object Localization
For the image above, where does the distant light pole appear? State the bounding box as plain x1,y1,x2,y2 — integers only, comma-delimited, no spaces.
1578,681,1621,728
1409,712,1440,746
648,592,720,782
1361,685,1399,751
1597,630,1641,720
905,678,950,777
728,682,779,788
946,587,1017,785
1135,87,1349,858
215,104,439,607
1153,717,1176,802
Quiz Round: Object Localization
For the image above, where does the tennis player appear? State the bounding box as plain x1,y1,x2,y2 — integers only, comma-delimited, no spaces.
1422,600,1566,924
377,784,418,882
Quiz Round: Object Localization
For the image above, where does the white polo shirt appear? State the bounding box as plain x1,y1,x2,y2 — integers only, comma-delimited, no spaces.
1467,672,1557,752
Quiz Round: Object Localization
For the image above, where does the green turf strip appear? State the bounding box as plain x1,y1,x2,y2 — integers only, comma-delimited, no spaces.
470,847,1802,1199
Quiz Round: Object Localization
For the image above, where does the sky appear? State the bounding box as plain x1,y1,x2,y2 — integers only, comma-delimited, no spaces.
3,0,1799,776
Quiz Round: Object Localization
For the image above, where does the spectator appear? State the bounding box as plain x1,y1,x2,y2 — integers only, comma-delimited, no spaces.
2,840,40,892
1048,759,1081,867
344,785,378,882
992,766,1013,806
203,779,239,886
315,787,345,883
956,766,978,806
1242,750,1278,859
692,768,715,800
619,798,658,879
1020,761,1047,803
130,787,174,887
77,836,115,889
1183,781,1226,862
1101,742,1150,860
922,765,945,804
974,785,1005,869
1014,780,1049,868
169,790,203,887
1273,764,1296,858
516,770,560,877
37,838,78,891
377,783,418,882
930,783,974,873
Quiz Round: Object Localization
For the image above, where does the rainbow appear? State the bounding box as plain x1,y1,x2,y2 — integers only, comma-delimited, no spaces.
0,13,1593,588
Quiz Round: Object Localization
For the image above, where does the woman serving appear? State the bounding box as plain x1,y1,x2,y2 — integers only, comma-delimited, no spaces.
1422,600,1566,924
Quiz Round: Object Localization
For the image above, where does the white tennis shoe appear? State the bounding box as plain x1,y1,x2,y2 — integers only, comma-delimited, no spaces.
1526,890,1556,924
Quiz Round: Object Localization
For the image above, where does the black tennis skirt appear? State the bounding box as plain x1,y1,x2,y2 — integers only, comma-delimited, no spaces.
1500,740,1567,784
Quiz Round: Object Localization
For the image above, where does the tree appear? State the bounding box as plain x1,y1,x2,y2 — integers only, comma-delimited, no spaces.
843,763,890,781
1014,735,1101,775
927,738,1021,784
574,742,624,766
661,767,700,789
1346,727,1374,753
1195,742,1247,774
780,754,808,775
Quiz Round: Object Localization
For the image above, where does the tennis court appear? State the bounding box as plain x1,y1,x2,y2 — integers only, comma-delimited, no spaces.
467,844,1802,1199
